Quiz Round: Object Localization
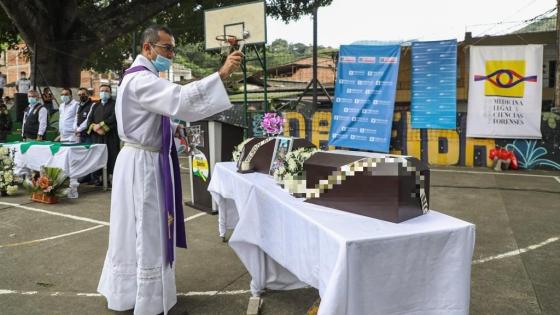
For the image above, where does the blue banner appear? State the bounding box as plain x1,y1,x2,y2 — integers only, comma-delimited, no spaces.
411,40,457,129
329,45,400,152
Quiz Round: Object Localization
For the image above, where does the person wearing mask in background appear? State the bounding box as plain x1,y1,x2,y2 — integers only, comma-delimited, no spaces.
0,71,5,98
74,87,95,144
16,71,32,94
22,90,47,141
87,84,119,185
42,87,56,115
0,102,11,142
58,88,79,142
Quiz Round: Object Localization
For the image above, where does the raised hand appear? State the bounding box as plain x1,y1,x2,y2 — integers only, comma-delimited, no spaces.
218,50,244,80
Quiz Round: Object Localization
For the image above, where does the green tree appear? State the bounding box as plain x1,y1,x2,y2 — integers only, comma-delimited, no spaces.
0,0,332,88
270,38,289,53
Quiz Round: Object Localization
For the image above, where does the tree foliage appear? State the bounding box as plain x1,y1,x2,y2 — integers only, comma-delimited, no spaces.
0,0,333,86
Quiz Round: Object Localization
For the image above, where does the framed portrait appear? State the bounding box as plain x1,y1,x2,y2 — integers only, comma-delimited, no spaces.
269,137,293,175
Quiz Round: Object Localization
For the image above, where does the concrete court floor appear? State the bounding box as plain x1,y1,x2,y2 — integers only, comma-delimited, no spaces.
0,161,559,315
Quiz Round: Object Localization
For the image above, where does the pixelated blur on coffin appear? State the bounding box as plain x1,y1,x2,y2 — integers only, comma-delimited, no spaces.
303,151,430,223
239,137,315,174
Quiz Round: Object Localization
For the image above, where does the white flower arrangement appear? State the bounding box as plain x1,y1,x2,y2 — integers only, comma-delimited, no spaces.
232,137,254,162
273,147,319,182
0,147,21,196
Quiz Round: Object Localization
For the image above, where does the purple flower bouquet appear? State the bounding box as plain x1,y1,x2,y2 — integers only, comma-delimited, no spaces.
261,112,284,136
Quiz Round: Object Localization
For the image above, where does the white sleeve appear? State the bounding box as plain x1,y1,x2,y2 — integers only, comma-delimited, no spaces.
22,111,27,136
73,110,78,131
77,104,95,132
132,72,232,123
58,105,64,132
38,107,48,136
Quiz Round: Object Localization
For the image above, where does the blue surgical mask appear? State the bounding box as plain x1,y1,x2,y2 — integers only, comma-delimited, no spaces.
28,97,38,106
150,46,172,72
61,95,71,104
100,92,111,103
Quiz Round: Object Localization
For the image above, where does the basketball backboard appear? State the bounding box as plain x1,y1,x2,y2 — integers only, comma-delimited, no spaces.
204,1,266,51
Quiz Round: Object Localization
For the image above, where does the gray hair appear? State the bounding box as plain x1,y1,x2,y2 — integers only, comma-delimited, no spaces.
141,25,173,44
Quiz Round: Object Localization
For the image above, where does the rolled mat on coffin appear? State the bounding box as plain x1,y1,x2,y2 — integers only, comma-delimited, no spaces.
238,137,315,174
303,151,430,223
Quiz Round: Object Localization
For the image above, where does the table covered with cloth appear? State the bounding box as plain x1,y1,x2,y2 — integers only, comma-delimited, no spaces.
1,141,107,180
208,162,476,315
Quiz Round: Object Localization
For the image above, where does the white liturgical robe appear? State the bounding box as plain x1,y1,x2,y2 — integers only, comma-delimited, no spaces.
97,54,231,315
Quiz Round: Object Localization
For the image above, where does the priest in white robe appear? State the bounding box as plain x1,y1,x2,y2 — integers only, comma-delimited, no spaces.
97,25,242,315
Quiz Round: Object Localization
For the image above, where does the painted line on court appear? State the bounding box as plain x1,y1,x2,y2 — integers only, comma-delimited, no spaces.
185,212,206,222
0,202,206,226
0,202,110,226
0,202,206,247
473,236,559,265
0,225,105,248
554,176,560,185
431,168,559,179
0,289,251,297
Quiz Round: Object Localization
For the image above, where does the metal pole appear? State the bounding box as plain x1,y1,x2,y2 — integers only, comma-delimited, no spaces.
243,45,248,138
555,0,560,109
33,42,37,90
312,5,318,109
263,45,269,112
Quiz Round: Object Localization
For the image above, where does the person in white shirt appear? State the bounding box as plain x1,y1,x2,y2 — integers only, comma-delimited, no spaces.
97,24,242,315
15,71,32,94
58,88,79,142
22,89,47,141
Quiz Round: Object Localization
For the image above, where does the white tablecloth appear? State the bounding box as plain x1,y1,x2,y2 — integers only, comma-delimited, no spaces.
2,142,107,179
208,162,476,315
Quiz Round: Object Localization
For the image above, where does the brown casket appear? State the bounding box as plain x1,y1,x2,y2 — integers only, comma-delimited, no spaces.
238,137,315,174
303,151,430,223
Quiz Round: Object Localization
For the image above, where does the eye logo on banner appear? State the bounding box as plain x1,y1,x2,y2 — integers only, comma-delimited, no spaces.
467,45,543,139
474,60,537,98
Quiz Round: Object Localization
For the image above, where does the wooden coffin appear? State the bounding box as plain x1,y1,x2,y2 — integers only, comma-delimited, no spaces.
303,151,430,223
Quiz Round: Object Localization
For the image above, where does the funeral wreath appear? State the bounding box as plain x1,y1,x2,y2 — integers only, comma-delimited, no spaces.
0,147,21,196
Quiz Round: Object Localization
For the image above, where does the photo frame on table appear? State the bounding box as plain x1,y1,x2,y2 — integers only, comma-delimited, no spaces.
269,137,293,175
237,146,246,169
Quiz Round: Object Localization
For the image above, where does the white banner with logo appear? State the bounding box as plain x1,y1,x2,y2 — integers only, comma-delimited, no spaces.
467,45,543,139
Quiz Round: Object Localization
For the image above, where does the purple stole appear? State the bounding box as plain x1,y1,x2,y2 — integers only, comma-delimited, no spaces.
120,65,187,267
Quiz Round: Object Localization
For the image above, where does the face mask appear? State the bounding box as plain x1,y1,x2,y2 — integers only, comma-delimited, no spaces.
150,46,172,72
100,92,111,103
80,95,88,103
28,97,38,105
61,95,71,104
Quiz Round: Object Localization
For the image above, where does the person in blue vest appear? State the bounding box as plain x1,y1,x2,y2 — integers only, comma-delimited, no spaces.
21,89,48,141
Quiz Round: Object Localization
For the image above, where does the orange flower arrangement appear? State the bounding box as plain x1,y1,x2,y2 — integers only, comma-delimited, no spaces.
37,176,50,190
24,166,69,199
